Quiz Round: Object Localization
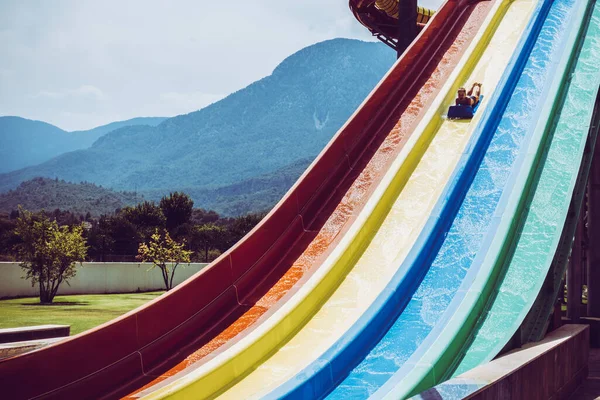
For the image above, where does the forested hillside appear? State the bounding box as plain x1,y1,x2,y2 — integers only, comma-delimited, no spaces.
0,177,141,216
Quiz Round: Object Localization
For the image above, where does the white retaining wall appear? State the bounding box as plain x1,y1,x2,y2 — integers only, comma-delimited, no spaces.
0,262,208,298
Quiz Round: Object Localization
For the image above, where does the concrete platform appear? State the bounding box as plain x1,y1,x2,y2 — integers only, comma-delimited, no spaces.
0,337,65,360
413,325,589,399
0,325,70,344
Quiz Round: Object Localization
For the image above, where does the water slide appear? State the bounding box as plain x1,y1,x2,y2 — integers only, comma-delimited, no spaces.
201,0,596,398
3,0,598,398
412,10,600,394
263,0,551,398
450,0,600,376
368,0,595,397
0,0,492,399
518,2,600,346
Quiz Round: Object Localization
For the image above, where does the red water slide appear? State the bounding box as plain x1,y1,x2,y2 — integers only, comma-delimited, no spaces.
0,1,490,398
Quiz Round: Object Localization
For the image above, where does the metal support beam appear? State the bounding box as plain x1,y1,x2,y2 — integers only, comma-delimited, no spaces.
567,212,584,322
396,0,418,57
588,135,600,317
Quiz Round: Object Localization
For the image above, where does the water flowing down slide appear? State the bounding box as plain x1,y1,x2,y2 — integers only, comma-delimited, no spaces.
518,2,600,346
0,1,490,399
145,0,599,398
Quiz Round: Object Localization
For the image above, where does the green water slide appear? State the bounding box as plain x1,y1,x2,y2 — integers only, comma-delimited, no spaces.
520,9,600,343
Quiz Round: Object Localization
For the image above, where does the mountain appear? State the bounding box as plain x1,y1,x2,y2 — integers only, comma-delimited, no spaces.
69,117,167,139
0,177,141,216
0,159,305,218
142,157,313,216
0,39,395,211
0,159,309,218
0,118,69,174
0,116,167,173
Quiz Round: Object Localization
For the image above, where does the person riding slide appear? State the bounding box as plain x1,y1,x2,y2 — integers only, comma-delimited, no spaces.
456,82,482,107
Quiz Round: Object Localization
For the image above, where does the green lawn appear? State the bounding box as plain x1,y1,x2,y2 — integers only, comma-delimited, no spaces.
0,292,164,335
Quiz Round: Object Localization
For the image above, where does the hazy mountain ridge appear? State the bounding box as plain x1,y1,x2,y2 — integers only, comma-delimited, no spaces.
70,117,167,138
0,39,395,214
0,116,168,173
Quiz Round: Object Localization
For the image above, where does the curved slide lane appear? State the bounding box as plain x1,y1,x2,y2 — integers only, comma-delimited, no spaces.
518,0,600,345
132,0,497,399
0,1,487,400
450,0,600,377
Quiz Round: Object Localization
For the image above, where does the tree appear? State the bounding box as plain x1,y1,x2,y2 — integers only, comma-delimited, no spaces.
225,213,265,248
160,192,194,231
14,209,87,304
86,215,115,261
122,201,165,230
0,214,18,261
190,208,220,225
137,229,192,291
106,215,139,256
192,224,226,262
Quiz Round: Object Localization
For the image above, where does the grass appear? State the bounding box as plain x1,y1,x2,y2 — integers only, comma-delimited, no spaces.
0,292,164,335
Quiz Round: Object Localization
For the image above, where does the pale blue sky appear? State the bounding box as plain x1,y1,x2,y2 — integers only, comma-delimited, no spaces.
0,0,442,131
